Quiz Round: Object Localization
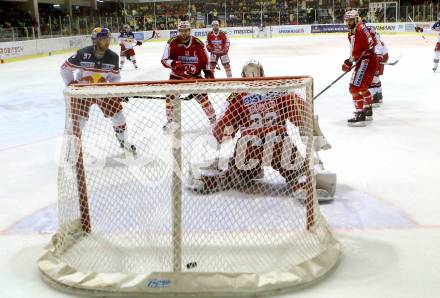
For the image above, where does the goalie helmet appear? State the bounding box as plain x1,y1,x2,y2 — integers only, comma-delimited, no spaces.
178,20,191,31
344,9,359,21
123,24,131,32
91,27,111,44
241,59,265,78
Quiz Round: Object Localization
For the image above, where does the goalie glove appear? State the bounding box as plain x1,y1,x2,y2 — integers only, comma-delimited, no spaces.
136,40,143,46
342,59,353,72
415,26,424,33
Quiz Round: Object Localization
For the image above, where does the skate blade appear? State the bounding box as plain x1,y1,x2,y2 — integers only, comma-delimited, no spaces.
347,121,368,127
365,116,373,121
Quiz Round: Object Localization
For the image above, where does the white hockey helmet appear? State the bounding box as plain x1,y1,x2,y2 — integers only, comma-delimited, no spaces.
241,59,265,78
123,24,131,32
178,20,191,31
344,10,359,21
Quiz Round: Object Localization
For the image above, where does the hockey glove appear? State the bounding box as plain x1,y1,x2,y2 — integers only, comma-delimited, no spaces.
376,54,384,64
203,69,215,79
342,59,353,72
136,41,143,46
415,26,423,33
207,44,214,52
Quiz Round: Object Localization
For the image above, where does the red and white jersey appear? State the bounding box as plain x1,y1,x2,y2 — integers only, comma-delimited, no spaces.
161,36,209,79
206,30,230,54
118,31,137,50
368,27,388,56
213,92,304,143
348,23,377,61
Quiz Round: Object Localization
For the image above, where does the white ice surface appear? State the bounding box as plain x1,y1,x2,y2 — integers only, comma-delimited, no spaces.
1,34,440,298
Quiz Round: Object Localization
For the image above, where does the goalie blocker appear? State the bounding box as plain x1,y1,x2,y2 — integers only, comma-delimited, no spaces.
187,60,336,201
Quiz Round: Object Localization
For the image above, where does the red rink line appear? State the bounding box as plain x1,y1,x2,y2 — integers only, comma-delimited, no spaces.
0,134,61,152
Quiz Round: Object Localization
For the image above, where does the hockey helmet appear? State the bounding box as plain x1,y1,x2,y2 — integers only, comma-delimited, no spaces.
178,20,191,31
123,24,131,32
241,59,265,78
344,10,359,21
91,27,111,44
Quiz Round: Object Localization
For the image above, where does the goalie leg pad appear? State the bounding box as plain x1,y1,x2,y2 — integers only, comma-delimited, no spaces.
315,171,337,198
313,115,331,151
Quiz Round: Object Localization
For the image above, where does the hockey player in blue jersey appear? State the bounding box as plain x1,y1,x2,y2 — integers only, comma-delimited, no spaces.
60,27,136,154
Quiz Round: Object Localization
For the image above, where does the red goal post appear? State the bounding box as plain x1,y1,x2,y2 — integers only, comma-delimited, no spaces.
38,76,340,297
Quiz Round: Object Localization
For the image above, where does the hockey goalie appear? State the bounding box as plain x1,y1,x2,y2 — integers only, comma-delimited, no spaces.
187,60,336,201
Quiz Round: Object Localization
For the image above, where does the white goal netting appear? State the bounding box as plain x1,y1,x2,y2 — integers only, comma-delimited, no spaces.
38,77,340,297
252,26,273,38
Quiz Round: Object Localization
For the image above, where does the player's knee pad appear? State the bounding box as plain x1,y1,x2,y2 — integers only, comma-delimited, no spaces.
111,111,126,128
220,55,230,64
349,85,366,96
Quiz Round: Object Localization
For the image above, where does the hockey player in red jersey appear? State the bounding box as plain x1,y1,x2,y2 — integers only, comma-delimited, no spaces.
119,24,142,70
161,20,216,131
186,60,313,202
342,10,378,126
60,27,136,154
206,20,232,78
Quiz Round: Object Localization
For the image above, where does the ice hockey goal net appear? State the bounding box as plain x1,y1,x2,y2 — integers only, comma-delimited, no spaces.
38,77,340,296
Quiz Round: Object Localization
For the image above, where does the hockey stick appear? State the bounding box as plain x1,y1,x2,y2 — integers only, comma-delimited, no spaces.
408,15,430,44
144,30,158,42
381,54,402,66
313,67,353,101
126,94,196,101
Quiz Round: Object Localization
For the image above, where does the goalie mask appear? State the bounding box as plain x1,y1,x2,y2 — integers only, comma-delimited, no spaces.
241,60,265,78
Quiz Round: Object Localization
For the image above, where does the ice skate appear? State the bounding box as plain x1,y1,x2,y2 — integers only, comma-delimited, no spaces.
372,92,383,107
364,106,373,121
347,111,367,127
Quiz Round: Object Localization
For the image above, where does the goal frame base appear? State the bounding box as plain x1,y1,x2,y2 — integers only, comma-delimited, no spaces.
38,220,340,297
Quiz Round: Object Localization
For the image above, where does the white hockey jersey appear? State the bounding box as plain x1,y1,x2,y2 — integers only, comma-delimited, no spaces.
118,31,137,49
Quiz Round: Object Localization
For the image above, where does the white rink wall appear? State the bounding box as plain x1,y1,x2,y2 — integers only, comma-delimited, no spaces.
0,22,436,60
